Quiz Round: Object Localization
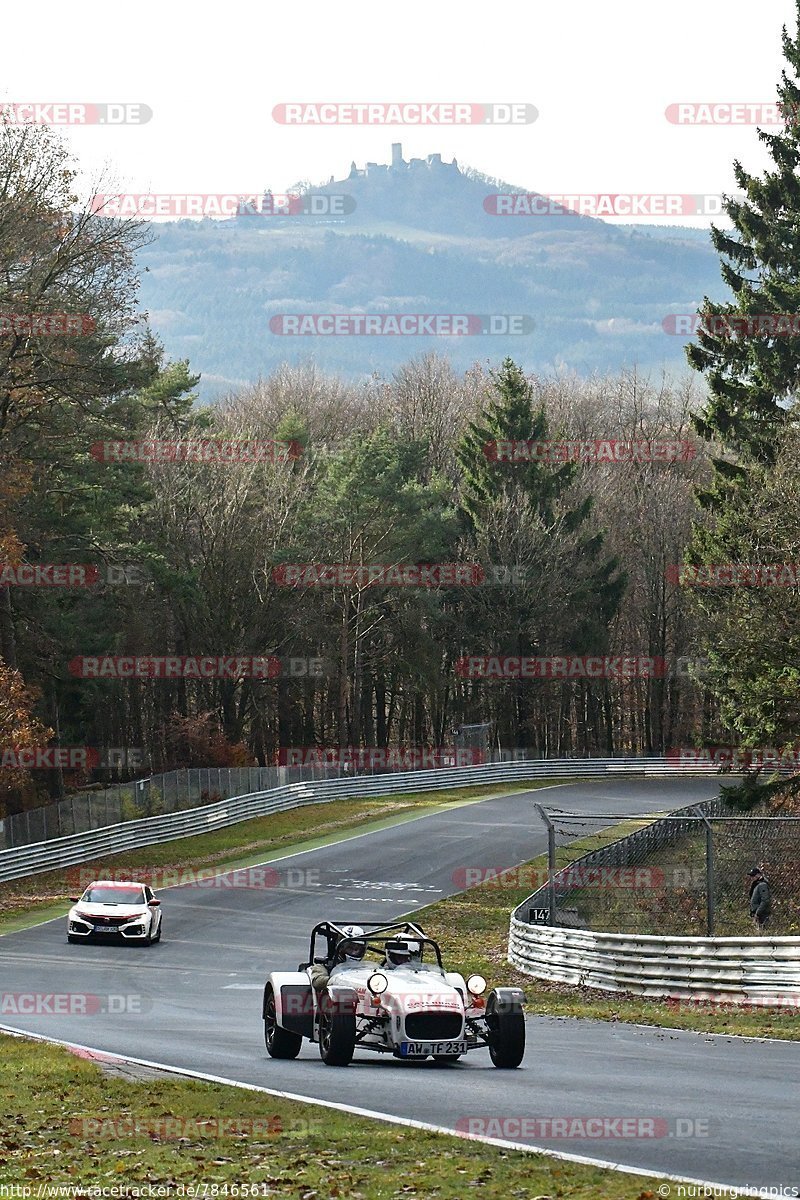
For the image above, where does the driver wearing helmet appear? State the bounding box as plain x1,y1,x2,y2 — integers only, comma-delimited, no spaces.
382,939,412,968
309,924,366,991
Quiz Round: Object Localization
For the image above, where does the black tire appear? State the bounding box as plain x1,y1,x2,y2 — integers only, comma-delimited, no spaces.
67,934,80,944
318,1004,356,1066
264,985,302,1059
488,1010,526,1068
153,920,162,944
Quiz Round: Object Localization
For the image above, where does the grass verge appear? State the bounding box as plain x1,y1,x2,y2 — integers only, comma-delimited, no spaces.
0,782,548,934
413,826,800,1041
0,1031,669,1197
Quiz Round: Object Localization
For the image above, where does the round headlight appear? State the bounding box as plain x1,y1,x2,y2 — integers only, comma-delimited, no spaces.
466,974,486,996
367,972,388,996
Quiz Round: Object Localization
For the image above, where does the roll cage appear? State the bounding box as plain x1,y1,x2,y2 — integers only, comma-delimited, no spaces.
301,919,445,970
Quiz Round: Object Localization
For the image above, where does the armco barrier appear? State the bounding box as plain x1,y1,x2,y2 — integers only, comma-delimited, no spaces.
0,756,718,884
509,793,800,1004
508,918,800,1004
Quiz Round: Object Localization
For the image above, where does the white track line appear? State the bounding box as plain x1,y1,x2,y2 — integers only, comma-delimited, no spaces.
0,1023,779,1198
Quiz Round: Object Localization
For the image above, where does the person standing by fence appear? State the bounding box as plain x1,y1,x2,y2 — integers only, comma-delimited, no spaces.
748,867,772,930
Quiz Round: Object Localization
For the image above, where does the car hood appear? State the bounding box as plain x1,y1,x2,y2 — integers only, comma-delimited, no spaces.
330,963,463,1006
72,903,148,918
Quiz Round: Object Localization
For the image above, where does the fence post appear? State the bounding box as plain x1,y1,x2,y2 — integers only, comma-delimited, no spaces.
535,803,557,925
694,807,715,935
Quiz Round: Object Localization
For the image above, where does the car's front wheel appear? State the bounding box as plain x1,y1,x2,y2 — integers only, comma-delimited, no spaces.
488,1010,526,1068
318,1001,356,1066
67,934,80,944
264,984,302,1059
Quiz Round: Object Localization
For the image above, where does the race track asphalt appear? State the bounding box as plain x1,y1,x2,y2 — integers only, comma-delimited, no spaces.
2,777,797,1192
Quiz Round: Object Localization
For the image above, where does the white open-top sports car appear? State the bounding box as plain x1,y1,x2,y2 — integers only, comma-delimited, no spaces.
262,919,525,1067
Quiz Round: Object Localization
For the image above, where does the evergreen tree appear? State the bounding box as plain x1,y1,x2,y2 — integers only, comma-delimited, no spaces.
684,4,800,755
689,3,800,481
456,359,625,749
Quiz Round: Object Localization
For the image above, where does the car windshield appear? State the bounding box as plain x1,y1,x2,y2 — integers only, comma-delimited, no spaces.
82,887,145,906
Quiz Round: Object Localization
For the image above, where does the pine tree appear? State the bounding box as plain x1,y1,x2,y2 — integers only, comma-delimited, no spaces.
689,3,800,481
684,4,800,756
458,360,622,619
456,359,625,749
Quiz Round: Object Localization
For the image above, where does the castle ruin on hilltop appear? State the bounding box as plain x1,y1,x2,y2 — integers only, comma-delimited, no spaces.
348,143,460,179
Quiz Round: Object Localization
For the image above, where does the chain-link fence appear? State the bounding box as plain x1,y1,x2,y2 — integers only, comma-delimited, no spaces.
529,800,800,936
0,767,278,849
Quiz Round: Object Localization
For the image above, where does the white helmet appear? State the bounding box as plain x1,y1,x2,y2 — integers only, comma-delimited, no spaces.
339,925,366,961
384,939,412,967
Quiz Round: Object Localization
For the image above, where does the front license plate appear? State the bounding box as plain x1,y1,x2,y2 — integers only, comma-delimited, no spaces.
93,926,118,933
399,1040,468,1057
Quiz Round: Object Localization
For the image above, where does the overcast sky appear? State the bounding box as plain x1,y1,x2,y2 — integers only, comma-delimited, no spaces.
2,0,797,224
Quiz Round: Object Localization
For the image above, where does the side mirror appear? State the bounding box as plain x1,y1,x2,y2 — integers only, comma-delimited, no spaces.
148,899,161,907
69,897,80,903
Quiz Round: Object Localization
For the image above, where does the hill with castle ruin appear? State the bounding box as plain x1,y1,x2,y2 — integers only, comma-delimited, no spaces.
136,145,726,399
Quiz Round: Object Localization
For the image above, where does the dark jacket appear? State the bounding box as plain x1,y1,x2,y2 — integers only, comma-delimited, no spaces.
749,877,772,917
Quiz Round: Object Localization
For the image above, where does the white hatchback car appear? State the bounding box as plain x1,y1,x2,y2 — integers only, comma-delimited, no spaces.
67,880,163,945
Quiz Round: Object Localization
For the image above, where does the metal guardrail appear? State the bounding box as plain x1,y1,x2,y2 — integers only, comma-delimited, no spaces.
509,795,800,1003
0,756,719,884
508,919,800,1003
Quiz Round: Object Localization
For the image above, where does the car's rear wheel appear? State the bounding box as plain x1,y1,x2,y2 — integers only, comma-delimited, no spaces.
318,1003,356,1066
488,1010,525,1068
264,984,302,1059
